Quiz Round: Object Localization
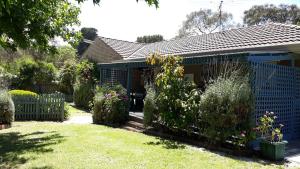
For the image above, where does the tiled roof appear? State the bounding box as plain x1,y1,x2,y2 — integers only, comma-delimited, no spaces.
99,36,145,58
123,23,300,60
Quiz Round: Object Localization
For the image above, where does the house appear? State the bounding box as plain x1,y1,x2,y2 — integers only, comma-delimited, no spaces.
84,23,300,140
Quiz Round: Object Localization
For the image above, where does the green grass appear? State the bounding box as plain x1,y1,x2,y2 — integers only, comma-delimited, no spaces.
67,103,90,117
0,122,284,169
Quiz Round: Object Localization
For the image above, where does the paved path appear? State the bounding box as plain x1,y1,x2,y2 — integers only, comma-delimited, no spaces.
64,114,93,124
286,140,300,168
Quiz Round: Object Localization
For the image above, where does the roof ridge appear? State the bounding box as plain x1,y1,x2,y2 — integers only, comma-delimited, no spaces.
98,36,144,44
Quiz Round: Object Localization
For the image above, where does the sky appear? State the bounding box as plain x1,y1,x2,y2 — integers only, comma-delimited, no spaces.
79,0,300,42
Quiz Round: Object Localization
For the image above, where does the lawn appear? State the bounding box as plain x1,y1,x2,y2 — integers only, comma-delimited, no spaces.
0,122,284,169
67,103,91,117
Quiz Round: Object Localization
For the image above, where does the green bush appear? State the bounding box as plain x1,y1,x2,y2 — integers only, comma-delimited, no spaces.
64,103,71,120
73,82,94,110
143,85,157,127
198,71,253,144
76,60,96,84
15,58,58,93
0,66,15,89
146,54,198,130
59,61,76,97
34,61,57,93
9,90,38,97
0,90,15,124
92,84,129,126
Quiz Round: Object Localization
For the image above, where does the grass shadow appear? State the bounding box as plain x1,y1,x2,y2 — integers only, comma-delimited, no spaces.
144,130,284,167
0,131,64,169
145,137,186,149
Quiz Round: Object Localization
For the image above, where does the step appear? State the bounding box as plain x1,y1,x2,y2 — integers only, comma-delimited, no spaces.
122,125,144,133
129,115,144,123
125,121,144,130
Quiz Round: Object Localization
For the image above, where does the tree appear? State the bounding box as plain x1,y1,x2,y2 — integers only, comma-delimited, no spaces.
46,46,77,67
243,4,300,26
178,9,233,37
136,35,164,43
77,0,159,8
0,0,159,54
0,0,81,54
77,28,98,55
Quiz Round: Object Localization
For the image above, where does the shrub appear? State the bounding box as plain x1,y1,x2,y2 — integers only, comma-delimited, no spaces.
76,60,96,84
143,85,157,127
59,61,76,97
198,71,253,144
34,61,57,93
0,90,15,124
16,58,38,91
146,54,198,130
0,66,15,89
9,90,38,97
73,82,94,109
64,103,71,120
15,59,58,93
92,84,129,126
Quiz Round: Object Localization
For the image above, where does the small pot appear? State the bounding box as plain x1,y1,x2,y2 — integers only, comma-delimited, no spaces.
260,140,288,161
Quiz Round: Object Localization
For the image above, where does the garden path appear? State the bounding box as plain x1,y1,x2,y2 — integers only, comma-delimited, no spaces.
64,115,92,124
64,104,93,124
286,140,300,168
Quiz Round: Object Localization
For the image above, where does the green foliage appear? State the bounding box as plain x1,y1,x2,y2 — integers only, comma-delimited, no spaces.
0,90,15,124
46,46,77,68
244,4,300,26
143,85,157,127
9,90,38,97
255,111,284,142
0,0,81,53
178,9,233,37
73,82,94,110
136,35,164,43
59,61,76,96
64,103,71,120
0,66,15,89
199,71,253,144
146,54,198,130
76,0,159,8
15,58,58,93
34,62,57,90
76,60,96,84
73,60,100,109
92,84,129,126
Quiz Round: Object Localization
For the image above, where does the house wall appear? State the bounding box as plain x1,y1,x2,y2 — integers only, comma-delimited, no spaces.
81,38,123,63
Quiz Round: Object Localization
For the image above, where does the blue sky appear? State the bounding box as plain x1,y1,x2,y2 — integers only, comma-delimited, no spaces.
79,0,300,41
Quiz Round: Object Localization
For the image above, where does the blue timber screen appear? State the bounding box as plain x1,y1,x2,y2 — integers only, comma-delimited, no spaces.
100,68,128,88
251,62,300,140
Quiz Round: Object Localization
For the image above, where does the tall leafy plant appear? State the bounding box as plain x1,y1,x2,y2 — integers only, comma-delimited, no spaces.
73,60,96,109
146,54,198,130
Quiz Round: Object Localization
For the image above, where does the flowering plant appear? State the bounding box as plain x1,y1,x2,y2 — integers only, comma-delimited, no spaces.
255,111,284,142
92,84,129,125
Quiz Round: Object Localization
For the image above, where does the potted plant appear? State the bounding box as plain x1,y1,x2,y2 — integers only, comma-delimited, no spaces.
255,111,287,161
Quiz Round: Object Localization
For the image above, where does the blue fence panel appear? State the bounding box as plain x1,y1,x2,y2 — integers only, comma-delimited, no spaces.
251,61,300,140
100,68,128,88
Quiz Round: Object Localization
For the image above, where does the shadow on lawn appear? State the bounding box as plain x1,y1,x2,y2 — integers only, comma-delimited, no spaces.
0,131,64,169
145,137,186,149
144,135,283,167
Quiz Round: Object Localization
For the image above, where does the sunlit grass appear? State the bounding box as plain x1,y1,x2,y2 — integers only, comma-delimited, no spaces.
0,122,285,169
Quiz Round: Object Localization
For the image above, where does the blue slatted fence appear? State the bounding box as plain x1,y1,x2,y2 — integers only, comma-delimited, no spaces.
251,62,300,140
